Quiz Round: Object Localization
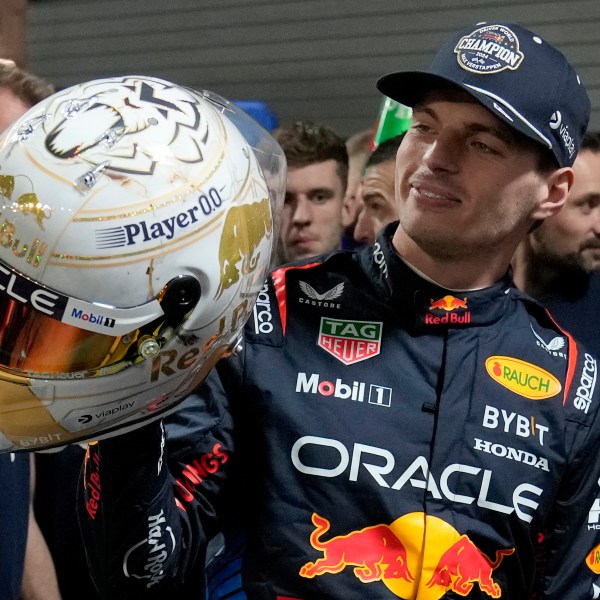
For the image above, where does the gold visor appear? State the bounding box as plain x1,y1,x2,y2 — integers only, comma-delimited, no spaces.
0,293,142,376
0,259,200,379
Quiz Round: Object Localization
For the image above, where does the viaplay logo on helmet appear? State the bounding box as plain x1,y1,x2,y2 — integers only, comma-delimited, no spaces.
455,24,524,74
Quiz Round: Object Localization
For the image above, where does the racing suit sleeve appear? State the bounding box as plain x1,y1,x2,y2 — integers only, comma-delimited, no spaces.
538,351,600,599
78,355,242,600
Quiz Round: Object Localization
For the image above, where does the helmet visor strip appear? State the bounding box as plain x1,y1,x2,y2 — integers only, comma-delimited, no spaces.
0,258,204,378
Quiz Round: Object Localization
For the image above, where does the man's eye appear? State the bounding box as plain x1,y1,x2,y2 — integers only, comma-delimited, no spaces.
472,141,498,154
411,123,432,133
577,201,593,215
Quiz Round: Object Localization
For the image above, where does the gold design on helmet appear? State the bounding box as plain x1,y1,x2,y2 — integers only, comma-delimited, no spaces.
0,173,53,230
214,198,272,299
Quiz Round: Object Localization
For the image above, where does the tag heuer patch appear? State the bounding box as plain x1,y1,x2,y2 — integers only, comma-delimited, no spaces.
318,317,382,365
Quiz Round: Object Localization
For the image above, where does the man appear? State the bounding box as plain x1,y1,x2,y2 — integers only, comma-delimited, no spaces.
0,59,61,600
353,133,404,245
73,22,600,599
273,121,347,263
513,132,600,356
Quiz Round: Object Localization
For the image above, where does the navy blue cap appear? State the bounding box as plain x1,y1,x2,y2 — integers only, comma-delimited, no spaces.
377,22,590,168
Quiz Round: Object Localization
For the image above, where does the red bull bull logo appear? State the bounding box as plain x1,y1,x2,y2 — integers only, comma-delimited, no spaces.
299,512,514,599
483,32,505,43
0,174,53,230
426,295,471,325
429,296,468,311
300,513,413,584
426,535,514,598
214,198,272,299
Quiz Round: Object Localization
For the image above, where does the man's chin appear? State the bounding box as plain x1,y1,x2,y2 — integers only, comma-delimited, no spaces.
581,250,600,273
290,250,321,261
286,244,319,262
548,251,597,275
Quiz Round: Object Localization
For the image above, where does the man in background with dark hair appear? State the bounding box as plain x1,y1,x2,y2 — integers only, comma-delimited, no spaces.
273,121,348,264
353,133,404,245
513,132,600,356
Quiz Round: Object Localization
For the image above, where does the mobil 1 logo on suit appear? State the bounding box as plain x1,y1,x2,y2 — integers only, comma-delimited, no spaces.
318,317,382,365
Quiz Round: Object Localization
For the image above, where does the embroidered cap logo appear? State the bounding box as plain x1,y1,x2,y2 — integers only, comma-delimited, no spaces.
454,24,524,74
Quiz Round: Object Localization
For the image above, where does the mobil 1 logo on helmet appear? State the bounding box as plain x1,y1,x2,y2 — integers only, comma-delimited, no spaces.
318,317,382,365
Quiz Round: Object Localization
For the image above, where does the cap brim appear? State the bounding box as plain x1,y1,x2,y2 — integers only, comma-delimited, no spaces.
376,71,467,108
376,71,553,152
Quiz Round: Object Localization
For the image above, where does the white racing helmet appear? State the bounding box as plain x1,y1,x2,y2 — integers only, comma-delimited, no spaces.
0,75,286,451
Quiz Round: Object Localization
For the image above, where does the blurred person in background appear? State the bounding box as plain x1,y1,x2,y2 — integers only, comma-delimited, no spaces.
273,121,347,264
0,58,61,600
341,127,372,249
353,133,404,245
512,131,600,356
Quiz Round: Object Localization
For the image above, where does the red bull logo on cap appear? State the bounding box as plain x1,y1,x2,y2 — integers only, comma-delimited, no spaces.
426,295,471,325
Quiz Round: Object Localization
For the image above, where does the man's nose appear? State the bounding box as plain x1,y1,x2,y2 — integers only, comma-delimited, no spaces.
291,196,313,224
422,133,461,173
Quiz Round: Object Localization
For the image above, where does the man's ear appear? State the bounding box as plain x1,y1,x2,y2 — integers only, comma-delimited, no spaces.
530,167,574,220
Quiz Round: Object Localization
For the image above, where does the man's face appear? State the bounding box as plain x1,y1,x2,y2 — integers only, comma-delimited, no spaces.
279,159,345,262
393,89,554,264
353,159,397,245
530,149,600,273
0,86,30,132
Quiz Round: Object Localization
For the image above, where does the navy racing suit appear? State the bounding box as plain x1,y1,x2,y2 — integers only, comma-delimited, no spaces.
80,223,600,599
